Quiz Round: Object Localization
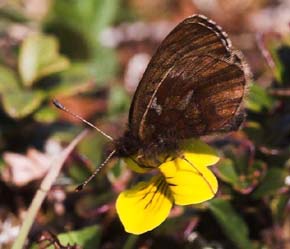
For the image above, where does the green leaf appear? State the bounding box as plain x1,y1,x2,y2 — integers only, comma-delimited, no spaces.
51,0,120,40
33,105,59,123
0,157,5,173
267,36,290,84
78,133,107,166
217,157,266,193
108,84,130,116
209,199,253,249
47,1,120,83
57,225,101,249
221,141,251,175
31,225,101,249
246,83,274,112
243,121,264,144
91,47,118,84
47,63,94,97
252,168,285,199
0,6,29,23
123,234,139,249
18,34,70,86
0,65,19,93
2,89,45,118
273,195,289,222
274,44,290,84
217,158,239,184
50,128,82,144
107,159,126,184
68,162,92,183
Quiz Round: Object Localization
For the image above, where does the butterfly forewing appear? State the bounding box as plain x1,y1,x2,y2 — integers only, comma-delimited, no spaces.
128,15,249,142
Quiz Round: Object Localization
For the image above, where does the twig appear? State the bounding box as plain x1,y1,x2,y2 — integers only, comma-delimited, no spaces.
12,130,88,249
268,88,290,97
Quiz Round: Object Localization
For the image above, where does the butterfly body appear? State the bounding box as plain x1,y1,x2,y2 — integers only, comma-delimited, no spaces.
115,14,250,168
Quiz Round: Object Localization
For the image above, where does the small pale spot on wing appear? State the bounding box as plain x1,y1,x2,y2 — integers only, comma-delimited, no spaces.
176,90,194,111
150,97,162,115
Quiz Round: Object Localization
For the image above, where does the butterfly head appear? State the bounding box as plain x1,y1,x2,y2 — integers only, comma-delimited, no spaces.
115,130,179,168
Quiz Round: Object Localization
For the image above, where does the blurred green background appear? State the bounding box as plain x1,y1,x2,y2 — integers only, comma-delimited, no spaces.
0,0,289,248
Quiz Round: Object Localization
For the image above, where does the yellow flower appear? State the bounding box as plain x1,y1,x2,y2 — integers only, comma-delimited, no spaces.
116,139,220,235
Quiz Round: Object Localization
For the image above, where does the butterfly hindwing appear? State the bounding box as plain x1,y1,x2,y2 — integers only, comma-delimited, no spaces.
141,54,247,141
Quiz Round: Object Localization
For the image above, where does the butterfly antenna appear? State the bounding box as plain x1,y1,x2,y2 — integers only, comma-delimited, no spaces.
53,99,113,141
181,156,215,195
75,149,116,191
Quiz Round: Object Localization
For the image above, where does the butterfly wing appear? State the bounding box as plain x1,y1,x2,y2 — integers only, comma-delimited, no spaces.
141,54,247,141
128,15,249,142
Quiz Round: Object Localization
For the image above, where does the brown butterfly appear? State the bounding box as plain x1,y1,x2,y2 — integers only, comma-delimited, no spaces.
114,15,250,168
54,14,250,188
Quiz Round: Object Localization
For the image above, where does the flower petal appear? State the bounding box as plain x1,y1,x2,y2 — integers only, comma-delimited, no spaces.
160,154,218,205
123,158,152,173
116,175,173,234
180,139,220,167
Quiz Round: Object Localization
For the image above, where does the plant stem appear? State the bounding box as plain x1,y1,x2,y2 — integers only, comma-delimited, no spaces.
12,130,88,249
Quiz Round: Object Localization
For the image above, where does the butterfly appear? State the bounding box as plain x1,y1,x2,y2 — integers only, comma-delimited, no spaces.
53,14,250,190
53,14,250,234
114,14,250,169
